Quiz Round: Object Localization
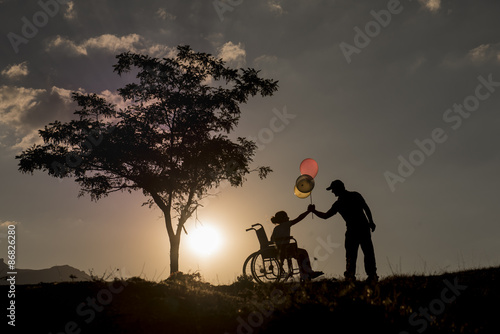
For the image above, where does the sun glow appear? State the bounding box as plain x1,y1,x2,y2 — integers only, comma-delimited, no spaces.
187,224,222,257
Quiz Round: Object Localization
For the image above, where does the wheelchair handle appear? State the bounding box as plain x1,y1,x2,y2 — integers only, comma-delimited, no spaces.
246,223,263,232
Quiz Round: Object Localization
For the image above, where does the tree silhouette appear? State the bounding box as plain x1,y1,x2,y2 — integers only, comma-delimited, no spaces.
16,45,278,274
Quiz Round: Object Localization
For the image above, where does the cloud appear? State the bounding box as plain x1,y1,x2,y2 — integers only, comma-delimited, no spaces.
50,86,76,104
204,33,225,48
254,54,278,67
64,1,77,20
469,44,490,62
48,35,87,55
47,34,176,58
0,84,131,151
268,0,286,15
419,0,441,13
98,89,131,111
441,43,500,69
157,8,176,20
11,130,42,151
0,85,49,150
0,221,19,245
468,43,500,63
0,86,45,126
217,41,246,68
1,62,29,79
0,220,20,229
0,85,80,150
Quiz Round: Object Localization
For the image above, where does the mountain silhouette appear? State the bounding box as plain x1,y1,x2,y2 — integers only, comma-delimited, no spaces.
0,258,91,285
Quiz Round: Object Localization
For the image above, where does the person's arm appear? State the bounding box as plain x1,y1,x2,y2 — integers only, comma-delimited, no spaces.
362,198,376,232
289,210,310,226
308,204,337,220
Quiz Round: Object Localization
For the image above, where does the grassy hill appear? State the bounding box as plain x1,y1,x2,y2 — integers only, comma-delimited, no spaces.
3,266,500,333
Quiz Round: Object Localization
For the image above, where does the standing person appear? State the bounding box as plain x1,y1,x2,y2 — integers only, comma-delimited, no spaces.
309,180,378,283
270,210,324,281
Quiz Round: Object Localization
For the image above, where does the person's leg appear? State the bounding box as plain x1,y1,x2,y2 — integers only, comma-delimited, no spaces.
344,233,359,280
360,232,377,280
292,248,323,280
279,244,294,279
296,248,313,274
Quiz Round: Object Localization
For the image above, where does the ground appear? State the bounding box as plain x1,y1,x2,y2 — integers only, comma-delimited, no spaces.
3,267,500,333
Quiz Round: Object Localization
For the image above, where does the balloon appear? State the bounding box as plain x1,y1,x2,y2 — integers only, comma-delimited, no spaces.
294,185,311,199
300,158,319,178
295,174,315,193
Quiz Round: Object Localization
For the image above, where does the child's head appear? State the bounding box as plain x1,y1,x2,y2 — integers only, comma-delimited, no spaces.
271,211,289,225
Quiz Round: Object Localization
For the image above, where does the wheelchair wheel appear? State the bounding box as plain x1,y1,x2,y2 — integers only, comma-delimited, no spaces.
242,251,259,281
250,252,283,283
279,258,297,282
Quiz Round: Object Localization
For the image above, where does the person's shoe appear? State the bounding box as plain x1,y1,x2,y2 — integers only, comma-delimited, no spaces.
365,275,379,284
344,273,356,282
310,271,324,279
301,271,324,281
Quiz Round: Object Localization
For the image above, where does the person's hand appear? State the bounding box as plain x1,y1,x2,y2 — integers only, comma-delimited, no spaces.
369,222,376,232
307,204,315,212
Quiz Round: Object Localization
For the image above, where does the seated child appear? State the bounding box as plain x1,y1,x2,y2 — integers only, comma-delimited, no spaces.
270,209,324,280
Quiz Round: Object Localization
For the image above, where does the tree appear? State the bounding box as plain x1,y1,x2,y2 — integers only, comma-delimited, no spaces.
16,45,278,274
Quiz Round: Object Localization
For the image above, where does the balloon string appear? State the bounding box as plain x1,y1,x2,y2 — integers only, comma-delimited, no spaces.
310,192,314,219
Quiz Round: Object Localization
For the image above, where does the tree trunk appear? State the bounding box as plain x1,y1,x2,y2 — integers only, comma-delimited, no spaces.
154,194,180,275
154,192,189,275
169,233,181,274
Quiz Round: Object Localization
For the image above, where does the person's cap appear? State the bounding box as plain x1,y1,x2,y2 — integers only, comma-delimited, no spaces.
326,180,344,191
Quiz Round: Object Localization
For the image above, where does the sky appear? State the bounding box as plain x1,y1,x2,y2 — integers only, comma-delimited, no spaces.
1,0,499,284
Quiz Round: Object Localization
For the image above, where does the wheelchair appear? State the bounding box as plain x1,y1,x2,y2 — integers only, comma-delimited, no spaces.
242,223,301,283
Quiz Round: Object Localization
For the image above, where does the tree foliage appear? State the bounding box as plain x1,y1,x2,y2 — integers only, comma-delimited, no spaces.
16,45,279,272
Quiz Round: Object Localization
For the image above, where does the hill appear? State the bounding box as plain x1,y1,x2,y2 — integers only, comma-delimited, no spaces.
2,267,499,333
0,258,91,285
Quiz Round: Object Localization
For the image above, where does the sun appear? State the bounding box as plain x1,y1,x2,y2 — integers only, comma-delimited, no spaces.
187,224,222,257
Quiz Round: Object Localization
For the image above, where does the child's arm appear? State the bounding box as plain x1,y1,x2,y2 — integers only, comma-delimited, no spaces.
289,209,311,226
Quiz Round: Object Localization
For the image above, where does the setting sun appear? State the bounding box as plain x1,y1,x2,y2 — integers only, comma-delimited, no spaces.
187,224,222,257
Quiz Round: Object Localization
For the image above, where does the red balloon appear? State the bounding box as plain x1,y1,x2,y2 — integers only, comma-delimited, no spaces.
300,158,318,178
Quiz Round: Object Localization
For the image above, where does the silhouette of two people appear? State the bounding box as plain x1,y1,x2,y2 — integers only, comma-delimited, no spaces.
270,209,324,281
309,180,378,282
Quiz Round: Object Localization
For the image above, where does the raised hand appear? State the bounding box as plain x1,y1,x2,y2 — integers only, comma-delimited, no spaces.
307,204,315,212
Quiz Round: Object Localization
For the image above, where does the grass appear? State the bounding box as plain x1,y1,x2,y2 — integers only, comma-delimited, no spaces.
3,266,500,333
